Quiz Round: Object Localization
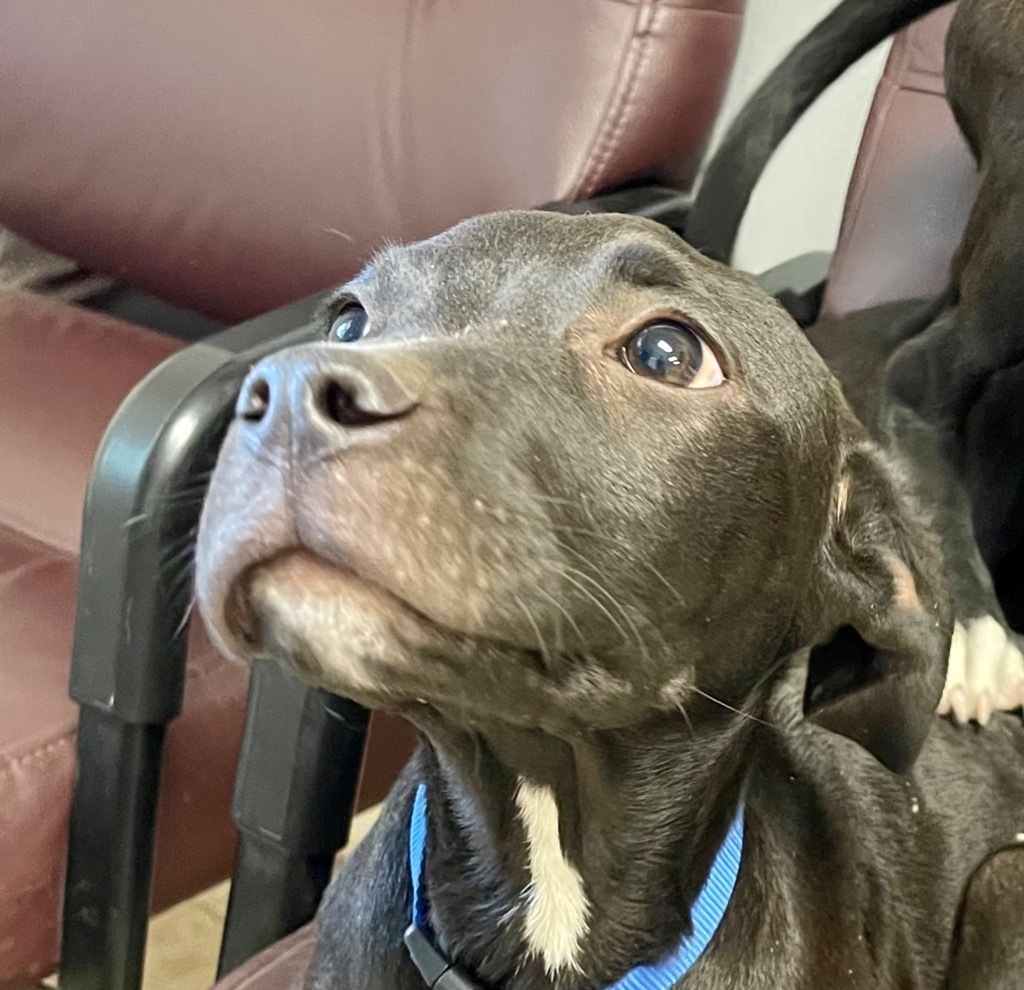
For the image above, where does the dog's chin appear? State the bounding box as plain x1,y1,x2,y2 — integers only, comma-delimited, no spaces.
215,550,674,729
237,549,453,706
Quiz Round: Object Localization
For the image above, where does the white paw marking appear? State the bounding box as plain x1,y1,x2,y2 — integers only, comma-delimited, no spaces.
514,778,590,976
938,617,1024,725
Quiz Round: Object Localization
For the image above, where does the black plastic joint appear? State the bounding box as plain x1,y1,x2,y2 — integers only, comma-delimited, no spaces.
232,661,370,854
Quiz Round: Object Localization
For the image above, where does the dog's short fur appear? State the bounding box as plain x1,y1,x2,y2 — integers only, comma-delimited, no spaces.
196,210,1024,989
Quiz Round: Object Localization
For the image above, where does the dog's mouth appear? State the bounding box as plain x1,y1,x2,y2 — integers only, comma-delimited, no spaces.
222,549,557,702
230,548,440,646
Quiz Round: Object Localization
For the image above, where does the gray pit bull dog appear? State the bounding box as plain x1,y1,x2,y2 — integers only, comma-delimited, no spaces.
197,211,1024,989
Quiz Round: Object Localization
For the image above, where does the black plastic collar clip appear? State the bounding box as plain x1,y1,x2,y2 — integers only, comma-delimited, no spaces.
404,924,485,990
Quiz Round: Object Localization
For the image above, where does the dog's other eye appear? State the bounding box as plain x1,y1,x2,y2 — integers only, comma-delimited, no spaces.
621,320,724,389
329,304,369,343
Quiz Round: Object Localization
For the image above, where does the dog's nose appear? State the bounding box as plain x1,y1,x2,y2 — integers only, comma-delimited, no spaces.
235,345,417,460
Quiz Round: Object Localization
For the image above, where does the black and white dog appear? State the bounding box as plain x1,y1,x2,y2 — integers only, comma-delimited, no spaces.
196,206,1024,989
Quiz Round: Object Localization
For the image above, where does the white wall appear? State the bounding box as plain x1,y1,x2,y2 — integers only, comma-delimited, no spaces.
704,0,891,274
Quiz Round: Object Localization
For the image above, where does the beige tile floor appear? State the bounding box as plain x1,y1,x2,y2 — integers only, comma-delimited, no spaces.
44,804,382,990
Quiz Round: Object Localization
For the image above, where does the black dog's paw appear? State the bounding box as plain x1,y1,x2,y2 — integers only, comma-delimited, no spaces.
939,616,1024,725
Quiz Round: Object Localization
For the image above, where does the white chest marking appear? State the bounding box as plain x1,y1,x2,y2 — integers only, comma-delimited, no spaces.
514,778,591,976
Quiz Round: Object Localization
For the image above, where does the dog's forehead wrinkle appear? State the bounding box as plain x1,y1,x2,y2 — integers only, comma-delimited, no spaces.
365,210,713,335
595,240,695,293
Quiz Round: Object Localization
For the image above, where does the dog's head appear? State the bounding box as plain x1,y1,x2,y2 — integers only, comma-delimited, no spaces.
196,212,951,773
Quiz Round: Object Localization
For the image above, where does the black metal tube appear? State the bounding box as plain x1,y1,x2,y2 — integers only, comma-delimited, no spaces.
217,662,370,977
59,711,166,990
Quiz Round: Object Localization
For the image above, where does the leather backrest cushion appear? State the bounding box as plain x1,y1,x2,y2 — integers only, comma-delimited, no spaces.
822,3,976,317
0,0,742,322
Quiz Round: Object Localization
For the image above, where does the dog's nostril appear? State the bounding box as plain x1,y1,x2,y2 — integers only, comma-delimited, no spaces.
239,378,271,422
318,379,389,428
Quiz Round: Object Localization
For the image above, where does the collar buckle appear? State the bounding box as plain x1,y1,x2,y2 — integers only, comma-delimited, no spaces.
404,923,486,990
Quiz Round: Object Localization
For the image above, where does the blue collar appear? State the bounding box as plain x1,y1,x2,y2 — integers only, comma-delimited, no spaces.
403,783,744,989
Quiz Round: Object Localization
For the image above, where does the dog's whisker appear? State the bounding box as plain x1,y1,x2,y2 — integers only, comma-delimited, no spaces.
556,569,632,647
559,561,653,657
138,474,216,511
512,592,553,670
530,548,674,668
493,505,690,612
154,525,200,551
674,699,696,740
167,564,193,593
173,596,195,638
152,490,211,508
320,225,355,243
568,557,675,661
532,586,587,649
159,543,200,603
318,699,370,731
557,565,652,664
123,501,213,533
172,564,198,597
165,474,215,493
642,565,688,610
553,526,684,601
690,686,772,729
552,533,689,611
160,540,196,576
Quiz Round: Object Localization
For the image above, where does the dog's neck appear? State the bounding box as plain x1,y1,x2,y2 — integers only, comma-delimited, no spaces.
409,705,753,990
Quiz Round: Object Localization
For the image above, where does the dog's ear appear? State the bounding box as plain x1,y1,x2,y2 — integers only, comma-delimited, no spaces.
802,442,952,774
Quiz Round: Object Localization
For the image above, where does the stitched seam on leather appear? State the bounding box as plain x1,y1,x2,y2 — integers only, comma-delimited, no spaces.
895,79,948,98
0,513,76,560
568,0,660,199
0,732,74,780
602,0,736,11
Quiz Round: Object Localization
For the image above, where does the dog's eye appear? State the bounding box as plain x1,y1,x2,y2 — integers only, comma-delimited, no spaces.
329,304,369,343
621,320,723,389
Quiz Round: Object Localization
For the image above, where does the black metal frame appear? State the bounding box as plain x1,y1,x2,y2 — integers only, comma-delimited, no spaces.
216,664,370,976
55,185,828,990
